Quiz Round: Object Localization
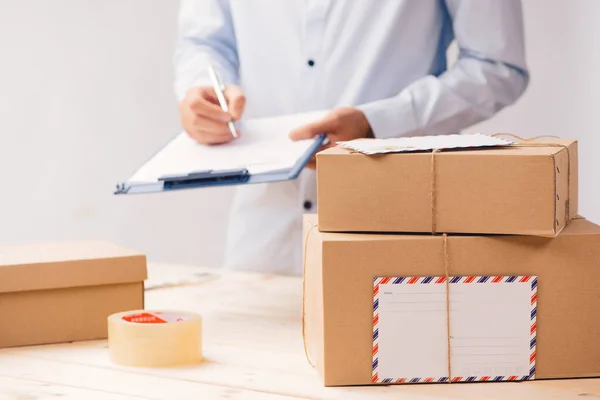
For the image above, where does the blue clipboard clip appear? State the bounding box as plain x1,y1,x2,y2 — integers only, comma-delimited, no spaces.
158,168,250,189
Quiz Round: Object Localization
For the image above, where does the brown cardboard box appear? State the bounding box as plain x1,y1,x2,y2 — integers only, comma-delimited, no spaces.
316,140,578,236
0,241,147,348
303,214,600,386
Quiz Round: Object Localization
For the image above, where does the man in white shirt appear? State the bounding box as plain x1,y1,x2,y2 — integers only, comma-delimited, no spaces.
174,0,529,276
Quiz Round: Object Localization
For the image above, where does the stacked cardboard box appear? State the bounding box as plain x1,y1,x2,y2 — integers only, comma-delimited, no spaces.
317,139,578,236
303,138,600,386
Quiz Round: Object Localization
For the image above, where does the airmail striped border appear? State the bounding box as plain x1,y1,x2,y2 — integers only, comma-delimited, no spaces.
372,275,538,384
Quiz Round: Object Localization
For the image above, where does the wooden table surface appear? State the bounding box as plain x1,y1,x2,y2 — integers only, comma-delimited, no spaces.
0,263,599,400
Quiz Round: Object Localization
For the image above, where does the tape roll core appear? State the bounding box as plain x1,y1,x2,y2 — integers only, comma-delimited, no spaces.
108,310,202,367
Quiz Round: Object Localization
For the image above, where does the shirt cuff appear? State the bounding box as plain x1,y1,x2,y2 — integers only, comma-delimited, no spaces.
357,90,420,139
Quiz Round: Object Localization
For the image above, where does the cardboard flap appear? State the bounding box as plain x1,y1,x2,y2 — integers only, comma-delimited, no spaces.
0,241,147,294
302,214,326,379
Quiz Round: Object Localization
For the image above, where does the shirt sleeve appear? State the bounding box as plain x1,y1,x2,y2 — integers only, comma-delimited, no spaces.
358,0,530,139
173,0,239,101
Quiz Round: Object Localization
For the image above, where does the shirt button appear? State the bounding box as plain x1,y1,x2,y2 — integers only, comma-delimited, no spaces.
303,200,313,211
307,59,315,67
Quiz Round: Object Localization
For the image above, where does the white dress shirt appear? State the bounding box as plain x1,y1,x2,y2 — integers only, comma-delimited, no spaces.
174,0,529,275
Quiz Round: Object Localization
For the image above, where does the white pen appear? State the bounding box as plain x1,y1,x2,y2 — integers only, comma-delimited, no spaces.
207,65,238,138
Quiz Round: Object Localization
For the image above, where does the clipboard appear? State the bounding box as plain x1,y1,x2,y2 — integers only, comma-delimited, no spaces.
114,134,325,194
114,110,329,195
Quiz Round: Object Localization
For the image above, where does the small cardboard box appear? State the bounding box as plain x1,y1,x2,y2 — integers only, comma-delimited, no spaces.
316,140,578,236
0,241,147,348
303,214,600,386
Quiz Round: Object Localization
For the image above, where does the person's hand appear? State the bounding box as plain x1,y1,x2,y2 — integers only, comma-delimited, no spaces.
179,85,246,145
288,107,373,169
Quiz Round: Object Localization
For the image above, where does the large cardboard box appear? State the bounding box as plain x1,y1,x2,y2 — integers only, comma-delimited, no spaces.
0,241,147,348
316,140,578,236
303,214,600,386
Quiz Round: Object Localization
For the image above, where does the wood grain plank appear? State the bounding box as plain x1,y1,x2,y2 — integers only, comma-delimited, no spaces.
2,345,411,399
3,349,597,400
529,379,600,396
0,375,149,400
5,344,600,400
0,354,303,400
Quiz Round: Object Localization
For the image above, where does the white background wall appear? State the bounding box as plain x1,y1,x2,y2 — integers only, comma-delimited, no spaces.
1,1,598,268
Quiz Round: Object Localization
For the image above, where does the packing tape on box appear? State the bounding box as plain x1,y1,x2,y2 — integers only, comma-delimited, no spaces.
108,310,202,367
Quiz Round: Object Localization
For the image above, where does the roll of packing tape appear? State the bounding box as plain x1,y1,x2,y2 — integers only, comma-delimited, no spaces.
108,310,202,367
